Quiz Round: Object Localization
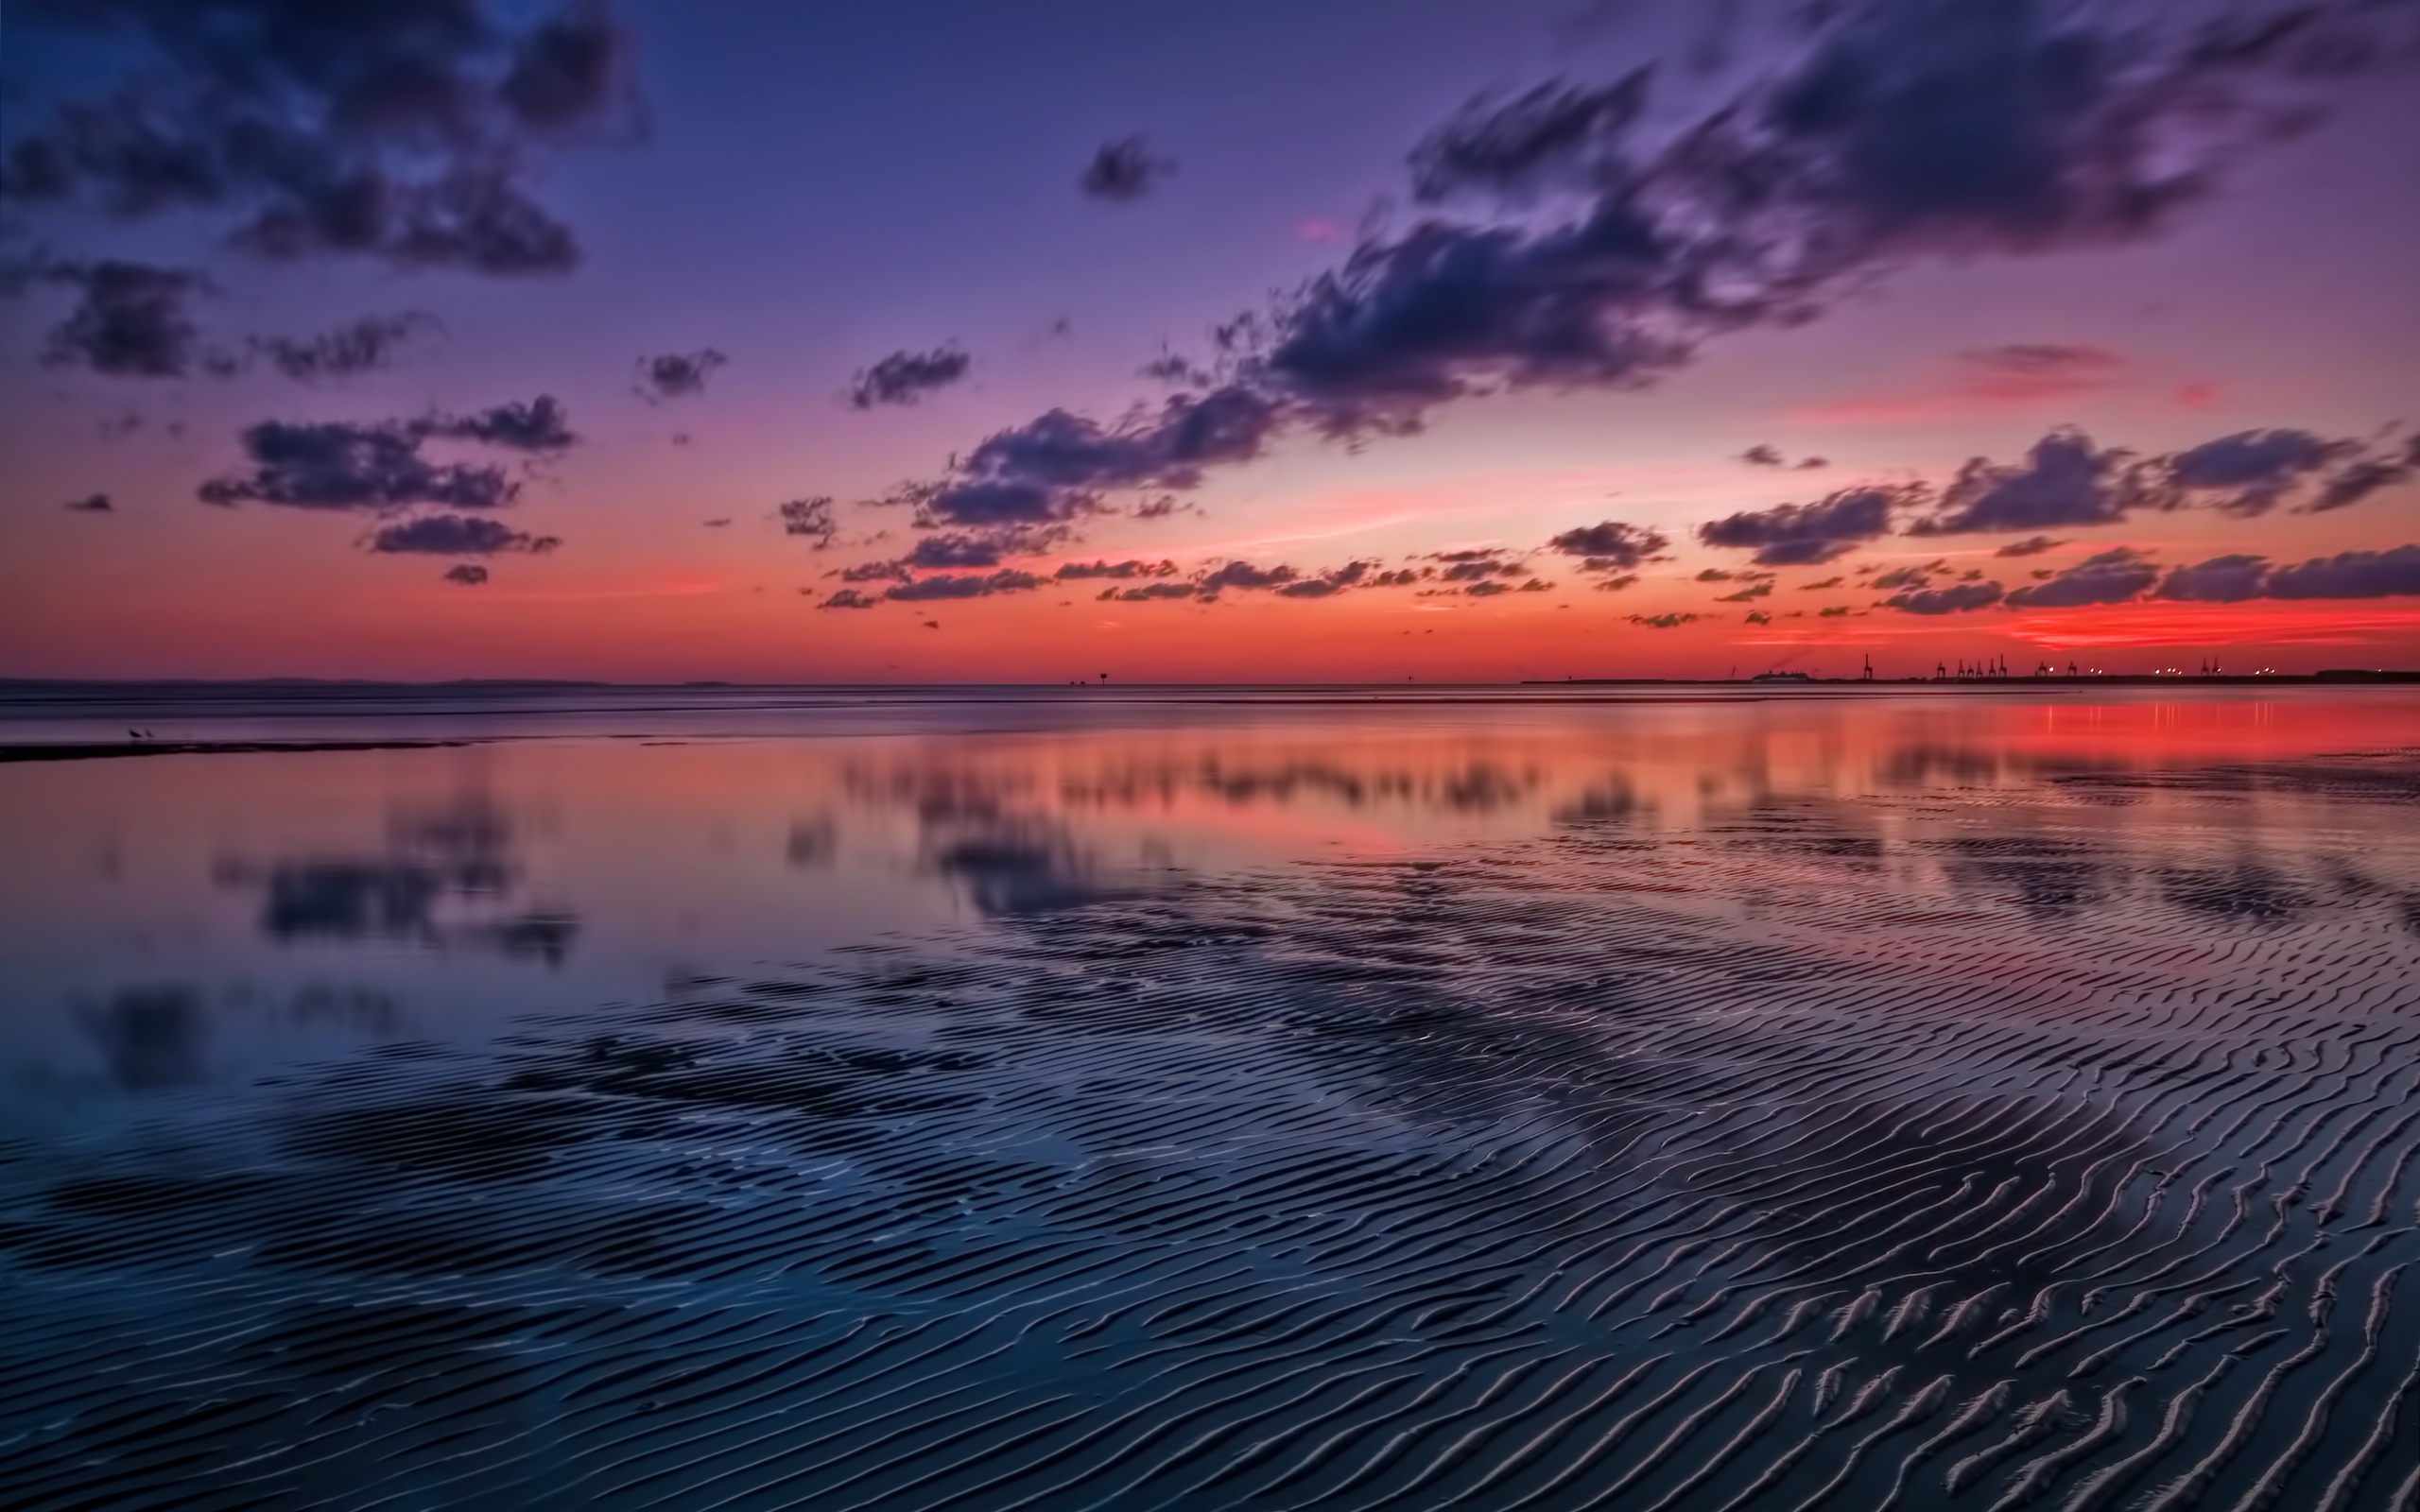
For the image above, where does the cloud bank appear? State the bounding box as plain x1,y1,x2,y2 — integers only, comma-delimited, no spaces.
3,0,643,275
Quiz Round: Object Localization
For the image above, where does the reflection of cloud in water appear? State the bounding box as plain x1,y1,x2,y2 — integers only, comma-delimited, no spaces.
1554,772,1647,825
79,986,208,1090
73,983,401,1092
1880,745,2007,788
845,763,1140,915
1935,833,2116,919
215,794,579,962
925,819,1127,916
1183,760,1540,813
786,816,837,869
2156,858,2315,925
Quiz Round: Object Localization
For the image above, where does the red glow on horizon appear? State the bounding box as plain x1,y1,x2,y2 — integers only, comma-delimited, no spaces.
2007,602,2420,649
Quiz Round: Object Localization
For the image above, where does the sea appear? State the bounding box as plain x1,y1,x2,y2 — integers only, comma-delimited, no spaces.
4,680,2418,1509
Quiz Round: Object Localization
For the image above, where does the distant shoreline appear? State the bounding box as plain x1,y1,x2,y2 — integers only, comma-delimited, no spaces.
1526,671,2420,688
3,675,2415,765
2,670,2414,698
0,740,471,764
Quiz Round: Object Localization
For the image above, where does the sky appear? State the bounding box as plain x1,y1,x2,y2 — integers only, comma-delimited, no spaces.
1,0,2416,683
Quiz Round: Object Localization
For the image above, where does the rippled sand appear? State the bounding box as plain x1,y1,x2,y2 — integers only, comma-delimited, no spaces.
5,741,2419,1508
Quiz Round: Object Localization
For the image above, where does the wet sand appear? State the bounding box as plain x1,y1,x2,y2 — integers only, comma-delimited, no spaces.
3,734,2417,1508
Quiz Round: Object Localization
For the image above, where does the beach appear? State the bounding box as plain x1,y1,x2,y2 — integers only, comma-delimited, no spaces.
4,685,2418,1508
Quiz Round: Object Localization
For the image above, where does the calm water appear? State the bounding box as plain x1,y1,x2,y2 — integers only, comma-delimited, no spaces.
4,686,2419,1508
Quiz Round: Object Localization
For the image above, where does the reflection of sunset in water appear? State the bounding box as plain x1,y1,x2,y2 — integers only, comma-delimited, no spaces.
8,688,2420,1125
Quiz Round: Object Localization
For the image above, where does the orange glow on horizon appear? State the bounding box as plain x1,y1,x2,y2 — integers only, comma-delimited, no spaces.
2006,602,2420,650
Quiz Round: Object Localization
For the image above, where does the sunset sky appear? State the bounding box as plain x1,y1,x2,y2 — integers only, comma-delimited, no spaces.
3,0,2416,681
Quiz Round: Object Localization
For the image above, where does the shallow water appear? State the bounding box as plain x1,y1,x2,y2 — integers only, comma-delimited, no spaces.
5,687,2419,1509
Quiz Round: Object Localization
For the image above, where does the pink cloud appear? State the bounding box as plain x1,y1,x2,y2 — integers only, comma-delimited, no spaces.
1794,343,2134,426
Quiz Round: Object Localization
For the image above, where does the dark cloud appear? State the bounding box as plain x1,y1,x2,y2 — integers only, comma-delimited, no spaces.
200,420,515,511
1253,209,1700,436
841,533,1022,580
198,395,572,510
500,0,642,132
425,394,576,452
2146,428,2356,516
1079,557,1417,604
367,513,559,556
1715,580,1773,601
1139,352,1210,386
2307,452,2416,513
1103,581,1199,602
779,496,838,547
2266,545,2420,600
2002,546,2158,608
1881,579,2005,614
443,563,490,586
885,570,1045,602
252,311,441,381
1994,533,2065,557
1910,427,2131,534
1250,0,2393,437
1056,558,1177,580
1197,560,1299,595
2135,545,2420,605
1740,444,1786,467
1474,576,1552,597
64,492,114,512
18,258,215,377
904,535,1003,571
1744,610,1772,625
3,0,642,275
1699,485,1906,565
819,588,878,610
635,348,727,402
1080,136,1174,201
849,347,972,409
1870,564,1930,589
1435,552,1530,582
899,385,1285,537
2154,552,2270,603
1593,574,1639,591
1628,612,1699,628
1547,520,1668,569
1408,74,1653,202
1278,562,1379,598
1910,423,2410,533
817,0,2403,528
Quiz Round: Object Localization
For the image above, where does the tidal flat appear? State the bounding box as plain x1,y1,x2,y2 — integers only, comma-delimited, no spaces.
5,685,2419,1509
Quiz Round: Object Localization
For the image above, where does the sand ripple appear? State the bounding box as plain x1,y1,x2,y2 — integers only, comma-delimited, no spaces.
4,753,2419,1508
